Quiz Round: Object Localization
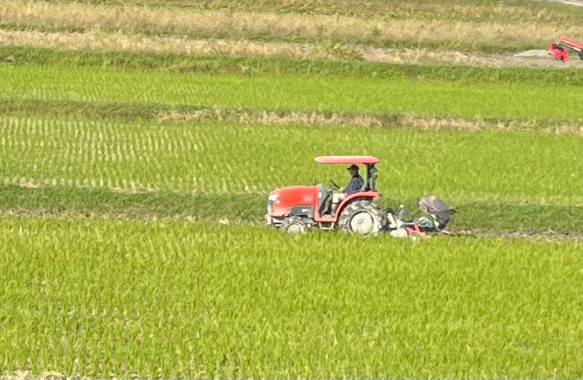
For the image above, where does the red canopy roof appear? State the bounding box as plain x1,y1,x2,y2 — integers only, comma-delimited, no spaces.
314,155,379,165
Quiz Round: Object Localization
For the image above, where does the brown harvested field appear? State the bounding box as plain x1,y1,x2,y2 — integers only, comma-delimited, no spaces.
2,1,583,49
0,29,577,69
0,29,338,61
14,0,583,22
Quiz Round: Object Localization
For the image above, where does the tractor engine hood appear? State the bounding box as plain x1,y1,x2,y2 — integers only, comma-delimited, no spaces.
267,185,319,217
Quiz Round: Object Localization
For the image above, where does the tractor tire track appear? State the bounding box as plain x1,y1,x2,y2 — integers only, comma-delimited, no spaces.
1,208,581,242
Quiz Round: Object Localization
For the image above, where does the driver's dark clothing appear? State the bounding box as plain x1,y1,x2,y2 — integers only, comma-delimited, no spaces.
345,173,364,194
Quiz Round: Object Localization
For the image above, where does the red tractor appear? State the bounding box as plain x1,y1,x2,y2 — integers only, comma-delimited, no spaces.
265,155,456,236
265,155,386,234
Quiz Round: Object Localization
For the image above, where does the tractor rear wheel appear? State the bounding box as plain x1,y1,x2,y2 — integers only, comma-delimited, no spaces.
281,216,309,234
338,200,384,234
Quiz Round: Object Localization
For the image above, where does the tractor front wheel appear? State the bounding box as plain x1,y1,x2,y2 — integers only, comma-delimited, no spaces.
281,216,309,234
338,200,384,234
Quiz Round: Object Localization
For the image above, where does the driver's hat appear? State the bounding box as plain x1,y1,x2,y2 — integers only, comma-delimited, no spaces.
347,164,359,171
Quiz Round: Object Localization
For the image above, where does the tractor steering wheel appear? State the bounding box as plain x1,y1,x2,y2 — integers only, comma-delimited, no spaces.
328,180,340,191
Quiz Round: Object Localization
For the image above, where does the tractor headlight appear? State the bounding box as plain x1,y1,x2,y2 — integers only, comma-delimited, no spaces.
267,193,278,213
267,199,273,213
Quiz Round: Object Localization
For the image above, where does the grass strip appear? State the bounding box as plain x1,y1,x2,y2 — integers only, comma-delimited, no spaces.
5,29,574,69
2,46,583,86
0,185,263,223
0,98,582,135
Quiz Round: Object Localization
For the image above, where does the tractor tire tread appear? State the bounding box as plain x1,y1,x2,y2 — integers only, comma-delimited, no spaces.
338,199,385,234
281,216,309,234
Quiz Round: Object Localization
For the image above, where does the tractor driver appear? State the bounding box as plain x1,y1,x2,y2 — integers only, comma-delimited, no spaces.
330,164,364,213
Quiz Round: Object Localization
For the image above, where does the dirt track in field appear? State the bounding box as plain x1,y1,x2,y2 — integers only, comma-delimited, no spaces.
444,228,583,242
1,209,581,242
539,0,583,6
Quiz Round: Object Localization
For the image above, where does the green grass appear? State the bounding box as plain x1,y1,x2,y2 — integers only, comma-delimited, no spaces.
1,63,583,123
0,216,582,378
0,184,265,223
0,97,576,131
4,47,583,86
0,98,162,123
1,116,581,206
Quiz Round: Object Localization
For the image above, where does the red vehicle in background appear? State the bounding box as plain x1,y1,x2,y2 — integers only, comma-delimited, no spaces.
549,38,583,62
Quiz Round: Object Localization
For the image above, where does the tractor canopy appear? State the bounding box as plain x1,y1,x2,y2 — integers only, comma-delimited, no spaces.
315,155,379,192
315,156,379,165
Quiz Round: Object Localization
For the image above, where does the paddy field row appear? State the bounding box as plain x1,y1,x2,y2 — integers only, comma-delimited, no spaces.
0,217,582,379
